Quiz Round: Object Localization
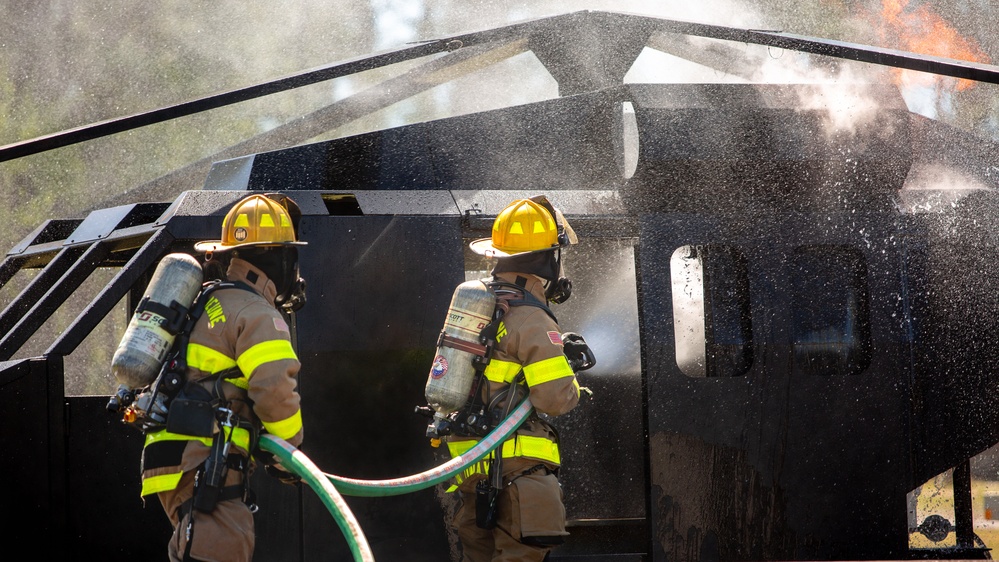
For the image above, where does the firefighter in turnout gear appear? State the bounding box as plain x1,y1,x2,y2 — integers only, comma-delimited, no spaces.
447,196,594,562
138,193,307,561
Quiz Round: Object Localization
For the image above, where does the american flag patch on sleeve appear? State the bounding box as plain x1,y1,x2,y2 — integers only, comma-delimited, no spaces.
547,331,562,345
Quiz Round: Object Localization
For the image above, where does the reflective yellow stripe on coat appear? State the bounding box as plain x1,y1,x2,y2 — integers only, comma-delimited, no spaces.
445,435,560,489
484,355,573,387
263,409,302,441
237,339,297,379
139,425,252,496
187,338,298,390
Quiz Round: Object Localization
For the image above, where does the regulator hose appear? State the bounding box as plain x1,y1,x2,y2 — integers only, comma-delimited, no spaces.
326,396,534,497
258,434,375,562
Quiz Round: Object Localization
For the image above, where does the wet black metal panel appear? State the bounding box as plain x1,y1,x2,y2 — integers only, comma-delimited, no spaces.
0,360,54,548
66,396,171,556
238,92,624,194
293,212,464,560
336,190,460,216
6,218,83,256
62,204,149,244
529,11,653,96
620,83,913,215
639,211,912,560
903,191,999,484
547,235,649,559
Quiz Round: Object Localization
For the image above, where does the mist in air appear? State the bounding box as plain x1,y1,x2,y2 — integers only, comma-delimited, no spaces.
0,0,997,254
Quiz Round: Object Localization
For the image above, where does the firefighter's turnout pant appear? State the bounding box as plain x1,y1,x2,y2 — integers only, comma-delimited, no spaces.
157,467,253,562
454,455,567,562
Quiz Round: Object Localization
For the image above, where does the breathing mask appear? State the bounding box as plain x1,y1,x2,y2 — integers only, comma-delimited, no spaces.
544,248,572,304
234,246,307,311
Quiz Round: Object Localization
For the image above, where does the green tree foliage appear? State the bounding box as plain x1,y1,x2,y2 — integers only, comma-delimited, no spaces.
0,1,377,251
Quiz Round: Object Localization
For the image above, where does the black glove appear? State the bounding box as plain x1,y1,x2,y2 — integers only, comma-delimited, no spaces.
561,332,595,372
265,462,302,486
255,448,301,485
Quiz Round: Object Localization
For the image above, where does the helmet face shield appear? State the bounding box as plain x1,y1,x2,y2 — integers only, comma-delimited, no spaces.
554,208,577,246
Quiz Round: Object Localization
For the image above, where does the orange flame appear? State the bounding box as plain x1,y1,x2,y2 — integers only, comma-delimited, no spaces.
880,0,990,91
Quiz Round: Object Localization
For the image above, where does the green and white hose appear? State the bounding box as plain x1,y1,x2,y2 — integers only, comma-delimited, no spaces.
257,396,534,561
325,397,533,497
259,434,375,562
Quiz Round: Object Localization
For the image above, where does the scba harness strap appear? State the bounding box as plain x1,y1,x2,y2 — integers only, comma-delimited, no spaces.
434,277,556,371
486,277,557,325
447,278,557,438
122,280,255,434
181,454,254,514
137,281,264,513
178,453,257,561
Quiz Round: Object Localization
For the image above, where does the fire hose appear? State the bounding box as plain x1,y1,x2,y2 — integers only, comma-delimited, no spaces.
325,396,533,497
257,396,534,561
259,433,375,562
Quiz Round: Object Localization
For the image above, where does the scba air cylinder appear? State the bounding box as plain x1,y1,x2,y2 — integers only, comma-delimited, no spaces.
111,253,204,389
425,280,496,418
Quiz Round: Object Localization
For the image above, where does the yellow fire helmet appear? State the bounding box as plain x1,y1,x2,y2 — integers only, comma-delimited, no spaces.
469,196,576,258
194,193,307,254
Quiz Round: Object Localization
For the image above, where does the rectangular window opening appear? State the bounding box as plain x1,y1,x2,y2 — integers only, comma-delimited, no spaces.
671,244,753,378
